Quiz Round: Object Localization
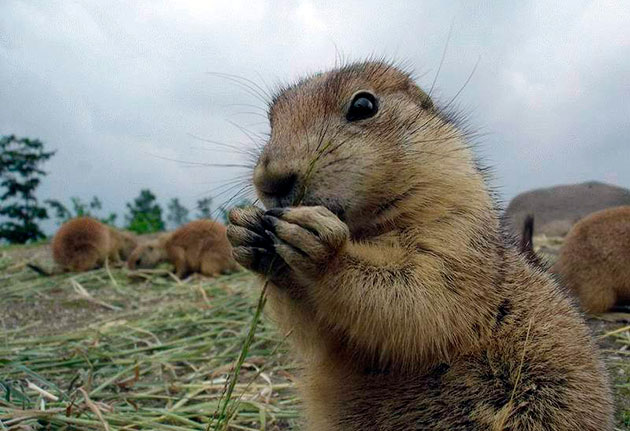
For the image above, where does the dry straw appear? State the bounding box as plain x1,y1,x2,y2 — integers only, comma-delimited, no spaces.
0,249,299,430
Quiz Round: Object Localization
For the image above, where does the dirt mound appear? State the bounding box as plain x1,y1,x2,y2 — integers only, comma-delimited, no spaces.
504,181,630,237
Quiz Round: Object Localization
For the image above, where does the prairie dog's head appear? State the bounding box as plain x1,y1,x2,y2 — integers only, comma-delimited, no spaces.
115,230,139,260
126,239,168,270
254,61,486,236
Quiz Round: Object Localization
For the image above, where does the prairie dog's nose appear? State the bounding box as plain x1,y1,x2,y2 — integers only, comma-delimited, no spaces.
254,165,299,207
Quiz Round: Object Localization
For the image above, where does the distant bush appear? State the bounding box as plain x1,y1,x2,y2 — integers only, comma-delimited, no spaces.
167,198,189,228
46,196,118,226
125,189,165,234
196,197,213,219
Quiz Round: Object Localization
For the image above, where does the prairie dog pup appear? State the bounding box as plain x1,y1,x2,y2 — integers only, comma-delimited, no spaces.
127,220,239,278
227,61,613,430
126,233,170,270
552,206,630,313
52,217,137,272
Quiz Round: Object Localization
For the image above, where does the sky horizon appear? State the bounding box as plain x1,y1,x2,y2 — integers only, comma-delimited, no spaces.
2,1,629,232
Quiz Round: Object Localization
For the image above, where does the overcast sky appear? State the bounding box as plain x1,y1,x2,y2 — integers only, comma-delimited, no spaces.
1,0,629,231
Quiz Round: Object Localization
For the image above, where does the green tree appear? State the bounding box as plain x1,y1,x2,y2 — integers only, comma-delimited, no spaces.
220,198,253,224
125,189,164,234
46,199,72,223
196,197,213,219
46,196,118,226
0,135,55,244
167,198,189,228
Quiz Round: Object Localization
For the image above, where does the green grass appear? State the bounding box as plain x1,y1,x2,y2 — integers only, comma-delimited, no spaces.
0,249,300,430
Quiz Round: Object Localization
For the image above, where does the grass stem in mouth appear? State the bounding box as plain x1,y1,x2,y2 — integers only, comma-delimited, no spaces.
212,139,334,430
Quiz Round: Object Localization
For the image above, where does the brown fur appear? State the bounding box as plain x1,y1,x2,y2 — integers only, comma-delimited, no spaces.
126,233,170,271
552,206,630,313
127,220,239,278
52,217,137,272
227,61,613,430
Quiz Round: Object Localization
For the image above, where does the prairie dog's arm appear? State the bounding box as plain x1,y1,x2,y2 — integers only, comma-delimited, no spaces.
261,206,483,366
309,241,469,365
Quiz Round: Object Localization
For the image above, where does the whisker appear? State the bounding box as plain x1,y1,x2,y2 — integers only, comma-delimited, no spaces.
189,146,259,163
254,70,277,103
149,154,254,169
192,174,251,186
226,120,267,148
218,79,270,106
221,103,268,113
187,132,256,154
441,55,481,111
207,72,272,106
211,184,255,222
197,177,252,196
209,182,254,202
428,18,455,98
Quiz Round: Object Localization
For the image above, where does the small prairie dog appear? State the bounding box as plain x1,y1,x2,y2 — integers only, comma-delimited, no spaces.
52,217,138,272
127,219,239,278
227,61,613,430
552,206,630,313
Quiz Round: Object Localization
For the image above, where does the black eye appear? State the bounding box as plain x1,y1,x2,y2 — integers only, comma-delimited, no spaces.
346,91,379,122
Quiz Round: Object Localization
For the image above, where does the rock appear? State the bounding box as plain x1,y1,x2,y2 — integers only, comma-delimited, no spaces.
504,181,630,237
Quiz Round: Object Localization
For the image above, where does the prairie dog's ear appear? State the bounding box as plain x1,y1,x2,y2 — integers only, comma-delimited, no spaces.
408,83,434,110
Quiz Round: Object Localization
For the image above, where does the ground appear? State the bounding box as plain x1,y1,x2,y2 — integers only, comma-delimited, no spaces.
1,239,630,430
0,242,299,430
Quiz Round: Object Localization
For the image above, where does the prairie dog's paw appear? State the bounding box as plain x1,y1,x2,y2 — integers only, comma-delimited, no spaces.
263,206,349,279
227,206,284,277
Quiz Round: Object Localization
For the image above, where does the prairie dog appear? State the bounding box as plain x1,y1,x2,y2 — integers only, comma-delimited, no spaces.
552,206,630,313
227,61,613,430
127,219,239,278
126,233,170,270
52,217,137,272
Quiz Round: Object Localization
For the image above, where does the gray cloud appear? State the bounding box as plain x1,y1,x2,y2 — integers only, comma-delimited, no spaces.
1,0,628,232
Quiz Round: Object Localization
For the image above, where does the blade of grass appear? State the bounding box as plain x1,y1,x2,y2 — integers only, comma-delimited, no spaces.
212,140,334,430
